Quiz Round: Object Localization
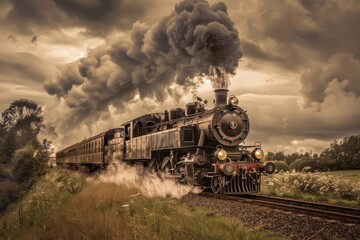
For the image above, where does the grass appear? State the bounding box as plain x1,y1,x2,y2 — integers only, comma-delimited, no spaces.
1,169,283,240
0,169,86,239
324,170,360,182
261,170,360,207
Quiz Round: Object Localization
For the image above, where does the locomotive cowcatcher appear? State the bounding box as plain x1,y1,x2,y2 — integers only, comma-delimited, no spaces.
56,88,275,194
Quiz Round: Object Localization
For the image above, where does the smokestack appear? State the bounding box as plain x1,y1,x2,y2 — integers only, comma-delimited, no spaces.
214,88,228,106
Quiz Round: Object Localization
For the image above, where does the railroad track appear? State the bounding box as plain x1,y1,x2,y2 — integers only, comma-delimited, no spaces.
199,192,360,224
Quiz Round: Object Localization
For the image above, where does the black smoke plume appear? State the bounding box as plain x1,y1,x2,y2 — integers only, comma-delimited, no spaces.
45,0,242,126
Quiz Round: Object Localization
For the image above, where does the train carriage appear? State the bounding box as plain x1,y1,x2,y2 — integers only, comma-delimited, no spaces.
56,128,123,171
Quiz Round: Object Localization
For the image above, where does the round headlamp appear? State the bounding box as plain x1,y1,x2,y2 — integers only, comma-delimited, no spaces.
215,149,227,161
222,162,235,176
251,148,264,160
228,96,239,107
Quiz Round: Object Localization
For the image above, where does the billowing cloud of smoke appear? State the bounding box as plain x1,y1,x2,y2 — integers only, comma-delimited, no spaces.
44,0,242,127
100,163,201,198
300,53,360,107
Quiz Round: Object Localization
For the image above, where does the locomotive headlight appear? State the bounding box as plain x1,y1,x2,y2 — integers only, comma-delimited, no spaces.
251,148,264,160
228,96,239,107
222,162,235,176
215,149,227,161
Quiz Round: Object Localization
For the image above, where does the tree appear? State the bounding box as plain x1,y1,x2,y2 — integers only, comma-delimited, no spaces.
0,99,44,162
321,135,360,170
266,151,275,161
0,99,54,212
273,151,285,161
266,151,285,161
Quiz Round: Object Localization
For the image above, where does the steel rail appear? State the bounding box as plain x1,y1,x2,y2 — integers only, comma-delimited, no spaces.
199,192,360,224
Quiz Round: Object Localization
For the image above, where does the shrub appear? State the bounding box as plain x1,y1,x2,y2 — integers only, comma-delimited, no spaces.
12,144,36,184
262,171,360,202
0,180,22,212
272,161,290,172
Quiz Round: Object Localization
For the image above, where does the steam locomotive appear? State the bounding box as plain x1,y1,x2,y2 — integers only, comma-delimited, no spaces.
56,89,275,194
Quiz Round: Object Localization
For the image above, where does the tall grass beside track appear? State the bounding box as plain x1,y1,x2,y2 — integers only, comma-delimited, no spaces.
261,170,360,207
0,169,282,240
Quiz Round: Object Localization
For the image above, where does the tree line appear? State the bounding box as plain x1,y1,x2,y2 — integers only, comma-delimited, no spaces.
266,135,360,172
0,99,54,212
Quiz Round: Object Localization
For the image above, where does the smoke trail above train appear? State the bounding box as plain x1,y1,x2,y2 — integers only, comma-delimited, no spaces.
44,0,242,126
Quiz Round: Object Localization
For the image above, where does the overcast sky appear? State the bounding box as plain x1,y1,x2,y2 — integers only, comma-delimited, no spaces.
0,0,359,153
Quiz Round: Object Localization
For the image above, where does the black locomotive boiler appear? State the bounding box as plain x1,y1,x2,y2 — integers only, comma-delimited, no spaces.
56,89,275,194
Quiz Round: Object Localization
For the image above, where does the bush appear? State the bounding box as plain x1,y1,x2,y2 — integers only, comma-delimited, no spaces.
262,171,360,202
289,158,307,171
297,159,327,172
0,180,22,212
12,145,36,184
272,161,290,172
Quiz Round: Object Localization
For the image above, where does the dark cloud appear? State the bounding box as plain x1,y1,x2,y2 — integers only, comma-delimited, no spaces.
229,0,360,69
241,40,297,70
45,0,242,126
241,89,360,148
300,53,360,107
2,0,149,36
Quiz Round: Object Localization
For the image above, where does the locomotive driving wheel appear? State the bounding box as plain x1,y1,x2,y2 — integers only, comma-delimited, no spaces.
211,176,223,194
161,156,172,174
147,159,158,173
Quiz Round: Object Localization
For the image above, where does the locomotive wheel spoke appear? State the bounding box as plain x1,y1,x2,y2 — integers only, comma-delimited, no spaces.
211,176,222,194
161,156,172,174
147,159,158,173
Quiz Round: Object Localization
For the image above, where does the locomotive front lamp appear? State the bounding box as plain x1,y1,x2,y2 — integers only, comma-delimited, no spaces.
215,149,227,161
228,96,239,107
222,162,235,176
252,148,264,160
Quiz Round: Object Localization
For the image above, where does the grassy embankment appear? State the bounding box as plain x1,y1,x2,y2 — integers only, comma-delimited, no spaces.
261,170,360,207
0,169,282,240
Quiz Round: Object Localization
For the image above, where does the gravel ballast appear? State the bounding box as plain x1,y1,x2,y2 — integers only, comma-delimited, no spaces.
181,193,360,240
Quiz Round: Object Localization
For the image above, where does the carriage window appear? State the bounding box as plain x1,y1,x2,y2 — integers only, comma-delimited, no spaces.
145,121,155,133
184,129,194,142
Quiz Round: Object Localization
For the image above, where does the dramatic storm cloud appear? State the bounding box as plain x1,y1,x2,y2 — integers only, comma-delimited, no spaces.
1,0,149,36
301,53,360,107
1,0,359,152
229,0,360,70
44,0,242,126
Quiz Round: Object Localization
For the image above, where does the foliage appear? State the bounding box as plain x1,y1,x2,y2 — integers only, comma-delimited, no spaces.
321,135,360,170
0,180,23,212
266,134,360,171
272,161,290,172
12,144,37,183
262,170,360,206
0,99,54,212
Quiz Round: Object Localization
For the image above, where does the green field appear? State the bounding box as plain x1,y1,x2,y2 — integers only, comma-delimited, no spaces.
324,170,360,182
